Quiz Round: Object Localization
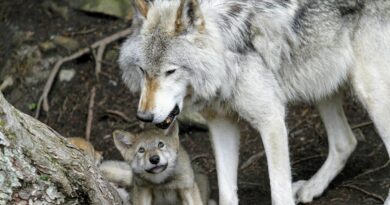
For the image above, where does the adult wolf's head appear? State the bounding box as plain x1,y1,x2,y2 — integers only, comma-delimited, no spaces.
119,0,227,128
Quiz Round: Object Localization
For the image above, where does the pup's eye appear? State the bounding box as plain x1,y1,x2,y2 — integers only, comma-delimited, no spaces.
138,66,145,74
158,142,165,148
138,147,145,153
165,69,176,76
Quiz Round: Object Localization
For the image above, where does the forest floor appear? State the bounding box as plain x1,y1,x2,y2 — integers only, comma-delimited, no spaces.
1,0,389,204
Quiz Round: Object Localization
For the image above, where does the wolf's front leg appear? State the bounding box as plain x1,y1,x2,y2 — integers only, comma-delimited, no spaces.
179,185,204,205
258,112,295,205
233,80,294,205
208,117,240,205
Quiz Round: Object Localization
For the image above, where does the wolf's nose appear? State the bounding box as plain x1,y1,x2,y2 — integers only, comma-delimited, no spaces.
136,111,154,122
149,155,160,164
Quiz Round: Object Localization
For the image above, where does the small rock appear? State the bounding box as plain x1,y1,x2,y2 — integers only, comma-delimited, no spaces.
59,69,76,82
68,0,133,20
108,80,118,86
18,190,31,200
52,36,80,51
0,76,14,91
42,1,70,21
39,41,56,52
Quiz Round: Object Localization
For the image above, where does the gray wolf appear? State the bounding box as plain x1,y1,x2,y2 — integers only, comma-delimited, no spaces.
118,0,390,204
112,123,213,205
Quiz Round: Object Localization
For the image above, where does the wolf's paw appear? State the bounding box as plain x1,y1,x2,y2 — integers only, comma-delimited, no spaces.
293,180,307,203
293,180,324,203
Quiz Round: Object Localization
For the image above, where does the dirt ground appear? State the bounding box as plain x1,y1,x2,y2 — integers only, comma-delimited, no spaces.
1,1,389,204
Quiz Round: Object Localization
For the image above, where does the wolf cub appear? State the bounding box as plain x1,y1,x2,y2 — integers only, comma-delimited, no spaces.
67,137,103,166
113,123,211,205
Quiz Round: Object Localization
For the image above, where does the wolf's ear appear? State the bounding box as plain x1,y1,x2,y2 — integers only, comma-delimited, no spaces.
165,121,179,138
134,0,150,19
175,0,205,34
113,130,136,156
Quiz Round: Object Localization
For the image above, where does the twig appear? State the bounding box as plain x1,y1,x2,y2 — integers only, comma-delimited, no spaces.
292,154,326,166
35,27,134,118
351,121,373,130
240,151,265,171
191,153,210,162
340,184,385,203
71,28,96,36
86,86,96,141
105,109,133,123
352,160,390,180
95,44,106,78
239,181,262,187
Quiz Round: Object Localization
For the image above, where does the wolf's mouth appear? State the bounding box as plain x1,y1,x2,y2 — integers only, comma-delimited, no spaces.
156,105,180,129
146,164,168,174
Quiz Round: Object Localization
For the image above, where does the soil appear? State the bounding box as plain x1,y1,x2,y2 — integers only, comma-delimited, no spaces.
1,1,389,204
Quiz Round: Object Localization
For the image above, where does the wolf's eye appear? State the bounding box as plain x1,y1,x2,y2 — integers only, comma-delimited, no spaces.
138,147,145,153
138,66,145,74
165,69,176,76
158,142,165,148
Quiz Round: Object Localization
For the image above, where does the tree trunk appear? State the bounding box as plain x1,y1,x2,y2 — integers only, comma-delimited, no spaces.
0,92,122,205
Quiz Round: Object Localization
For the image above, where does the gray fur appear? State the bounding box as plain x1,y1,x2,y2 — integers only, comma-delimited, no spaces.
119,0,390,204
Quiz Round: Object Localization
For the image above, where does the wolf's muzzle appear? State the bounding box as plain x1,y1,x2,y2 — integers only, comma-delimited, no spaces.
156,105,180,129
136,111,154,122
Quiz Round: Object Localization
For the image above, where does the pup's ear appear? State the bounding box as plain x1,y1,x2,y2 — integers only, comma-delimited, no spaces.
134,0,150,19
165,121,179,138
175,0,205,34
113,130,136,156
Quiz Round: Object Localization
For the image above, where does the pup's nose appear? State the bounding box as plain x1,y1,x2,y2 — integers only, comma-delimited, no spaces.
149,155,160,165
136,111,154,122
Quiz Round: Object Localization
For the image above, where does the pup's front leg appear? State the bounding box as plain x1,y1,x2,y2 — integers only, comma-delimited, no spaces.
179,185,204,205
133,187,152,205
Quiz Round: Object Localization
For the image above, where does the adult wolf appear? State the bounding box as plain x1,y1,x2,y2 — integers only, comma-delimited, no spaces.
119,0,390,204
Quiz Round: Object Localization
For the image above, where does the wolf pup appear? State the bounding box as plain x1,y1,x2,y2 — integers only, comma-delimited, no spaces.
67,137,103,166
113,122,210,205
99,160,133,205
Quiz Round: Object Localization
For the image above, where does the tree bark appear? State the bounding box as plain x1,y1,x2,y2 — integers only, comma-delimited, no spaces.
0,92,122,205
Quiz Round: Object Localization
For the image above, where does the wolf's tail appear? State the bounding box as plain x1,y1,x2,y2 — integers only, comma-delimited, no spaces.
99,160,133,187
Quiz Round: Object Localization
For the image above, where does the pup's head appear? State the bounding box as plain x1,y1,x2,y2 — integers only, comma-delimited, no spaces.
113,122,180,176
119,0,226,129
